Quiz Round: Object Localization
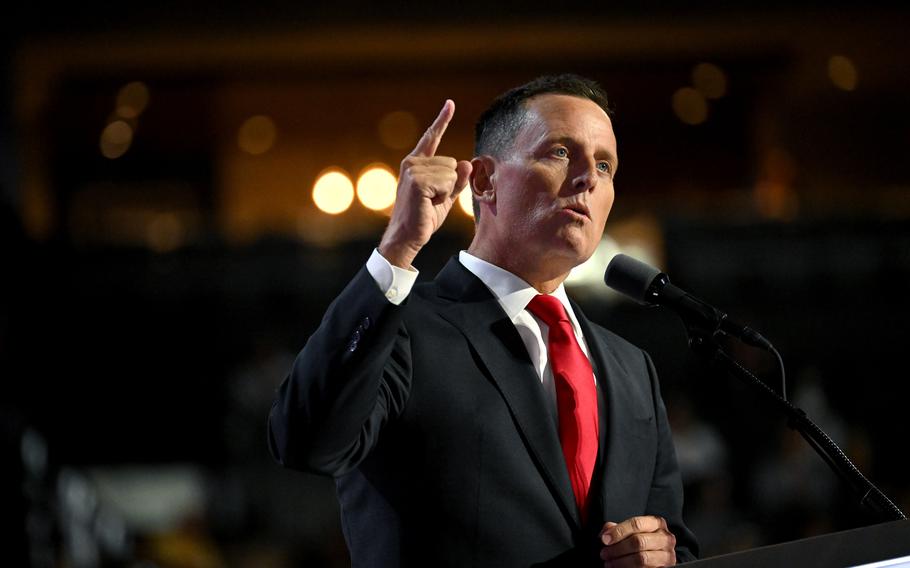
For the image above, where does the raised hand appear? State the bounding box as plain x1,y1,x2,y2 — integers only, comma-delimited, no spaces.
378,99,473,268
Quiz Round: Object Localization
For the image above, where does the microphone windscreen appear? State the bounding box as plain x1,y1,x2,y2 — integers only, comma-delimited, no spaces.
604,254,662,303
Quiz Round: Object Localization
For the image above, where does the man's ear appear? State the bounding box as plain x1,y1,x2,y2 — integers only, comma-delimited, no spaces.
470,156,497,205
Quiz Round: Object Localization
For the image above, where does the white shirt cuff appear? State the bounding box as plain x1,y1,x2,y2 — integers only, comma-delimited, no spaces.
366,248,419,305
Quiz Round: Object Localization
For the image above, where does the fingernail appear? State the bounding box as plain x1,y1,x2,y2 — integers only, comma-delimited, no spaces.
601,533,613,545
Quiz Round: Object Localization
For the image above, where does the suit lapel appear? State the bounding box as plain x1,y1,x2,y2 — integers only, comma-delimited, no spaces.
430,260,654,529
575,306,654,524
433,258,582,530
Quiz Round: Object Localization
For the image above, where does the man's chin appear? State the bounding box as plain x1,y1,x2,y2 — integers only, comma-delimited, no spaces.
539,236,593,271
555,230,595,260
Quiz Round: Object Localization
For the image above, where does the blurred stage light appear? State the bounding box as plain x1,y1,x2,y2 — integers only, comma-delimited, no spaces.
378,110,419,150
115,81,150,119
100,120,134,159
672,87,708,125
237,115,277,155
565,236,623,293
828,55,858,91
566,221,664,297
458,184,474,218
692,63,727,100
356,164,397,211
313,169,355,214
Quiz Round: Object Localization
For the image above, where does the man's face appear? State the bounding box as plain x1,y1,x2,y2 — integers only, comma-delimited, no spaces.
487,94,618,272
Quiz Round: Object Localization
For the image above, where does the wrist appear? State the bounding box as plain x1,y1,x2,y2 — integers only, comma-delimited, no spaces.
377,236,422,269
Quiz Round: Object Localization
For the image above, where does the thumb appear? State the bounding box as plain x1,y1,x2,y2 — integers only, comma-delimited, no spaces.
454,160,473,196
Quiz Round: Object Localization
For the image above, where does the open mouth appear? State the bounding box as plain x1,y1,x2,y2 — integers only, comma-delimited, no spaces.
561,202,590,220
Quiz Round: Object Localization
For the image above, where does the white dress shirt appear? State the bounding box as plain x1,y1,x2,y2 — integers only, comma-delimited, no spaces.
366,248,597,417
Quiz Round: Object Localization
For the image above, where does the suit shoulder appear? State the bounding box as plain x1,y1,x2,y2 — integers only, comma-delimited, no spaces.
406,280,442,305
411,279,436,296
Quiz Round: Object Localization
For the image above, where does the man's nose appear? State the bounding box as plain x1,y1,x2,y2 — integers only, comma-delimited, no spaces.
572,160,598,193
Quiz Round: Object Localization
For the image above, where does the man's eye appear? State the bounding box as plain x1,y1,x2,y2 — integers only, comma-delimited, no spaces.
597,161,611,173
554,148,568,158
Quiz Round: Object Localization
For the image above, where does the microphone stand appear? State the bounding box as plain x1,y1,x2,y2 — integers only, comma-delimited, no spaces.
684,325,907,523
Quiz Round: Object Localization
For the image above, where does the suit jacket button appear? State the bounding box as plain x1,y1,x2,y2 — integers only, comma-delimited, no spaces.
351,329,361,342
361,316,371,330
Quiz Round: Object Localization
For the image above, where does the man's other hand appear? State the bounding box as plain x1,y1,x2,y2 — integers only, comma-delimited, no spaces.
378,99,472,269
599,515,677,568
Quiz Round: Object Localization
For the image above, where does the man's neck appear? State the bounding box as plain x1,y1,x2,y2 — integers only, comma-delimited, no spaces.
466,240,570,295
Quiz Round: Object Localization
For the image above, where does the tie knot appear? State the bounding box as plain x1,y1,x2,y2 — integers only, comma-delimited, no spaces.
526,294,570,327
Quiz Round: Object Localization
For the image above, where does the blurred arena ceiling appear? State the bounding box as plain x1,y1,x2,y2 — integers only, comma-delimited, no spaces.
5,1,909,38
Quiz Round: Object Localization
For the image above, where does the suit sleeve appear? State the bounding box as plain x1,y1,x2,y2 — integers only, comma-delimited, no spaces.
267,266,413,477
643,351,700,562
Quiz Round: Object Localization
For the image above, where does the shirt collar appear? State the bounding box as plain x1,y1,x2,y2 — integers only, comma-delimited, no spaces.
458,250,575,321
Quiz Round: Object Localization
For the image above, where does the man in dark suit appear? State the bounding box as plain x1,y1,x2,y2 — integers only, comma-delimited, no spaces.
269,74,698,567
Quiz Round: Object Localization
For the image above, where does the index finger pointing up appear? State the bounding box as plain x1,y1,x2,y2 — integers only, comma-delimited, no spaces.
410,99,455,157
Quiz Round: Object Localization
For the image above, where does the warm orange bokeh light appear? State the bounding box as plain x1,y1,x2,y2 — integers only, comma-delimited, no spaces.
356,164,397,211
828,55,858,91
458,185,474,218
115,81,150,119
100,120,134,159
237,115,277,155
672,87,708,125
692,63,727,100
312,169,355,215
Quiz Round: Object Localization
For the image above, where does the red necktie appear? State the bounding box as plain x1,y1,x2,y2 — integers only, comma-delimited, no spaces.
526,294,599,519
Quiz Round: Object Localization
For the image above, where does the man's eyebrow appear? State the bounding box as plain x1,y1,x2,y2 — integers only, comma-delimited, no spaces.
539,135,576,146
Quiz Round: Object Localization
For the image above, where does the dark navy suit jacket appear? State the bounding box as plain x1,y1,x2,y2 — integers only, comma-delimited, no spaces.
268,257,698,567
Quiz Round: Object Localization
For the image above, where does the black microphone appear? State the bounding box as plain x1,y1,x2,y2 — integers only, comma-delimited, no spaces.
604,253,772,350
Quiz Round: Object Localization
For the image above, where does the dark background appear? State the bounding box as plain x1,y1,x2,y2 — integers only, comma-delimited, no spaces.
2,3,909,566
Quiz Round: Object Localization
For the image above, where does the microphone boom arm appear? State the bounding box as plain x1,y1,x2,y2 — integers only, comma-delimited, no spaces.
687,329,907,523
604,252,906,521
646,272,772,350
